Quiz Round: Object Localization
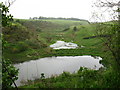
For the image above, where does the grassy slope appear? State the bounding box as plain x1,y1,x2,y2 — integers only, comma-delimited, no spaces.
3,22,51,63
4,19,120,88
3,19,90,63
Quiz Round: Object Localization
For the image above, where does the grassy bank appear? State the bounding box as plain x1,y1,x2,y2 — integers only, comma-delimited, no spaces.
20,66,120,88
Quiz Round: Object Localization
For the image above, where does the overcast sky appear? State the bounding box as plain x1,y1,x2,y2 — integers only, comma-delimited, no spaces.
1,0,119,22
1,0,96,20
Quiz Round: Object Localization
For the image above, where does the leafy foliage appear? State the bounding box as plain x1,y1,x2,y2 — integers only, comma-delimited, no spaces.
1,2,18,89
95,22,120,66
2,58,18,88
0,2,13,27
20,67,120,88
93,0,120,66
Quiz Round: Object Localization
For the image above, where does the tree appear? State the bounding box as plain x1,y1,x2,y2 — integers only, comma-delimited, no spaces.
93,0,120,66
0,2,13,27
0,2,18,89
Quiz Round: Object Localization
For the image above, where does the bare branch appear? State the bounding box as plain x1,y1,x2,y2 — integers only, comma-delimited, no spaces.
5,0,16,7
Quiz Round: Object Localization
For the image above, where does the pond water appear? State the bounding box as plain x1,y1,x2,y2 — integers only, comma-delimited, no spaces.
14,56,103,86
50,41,79,49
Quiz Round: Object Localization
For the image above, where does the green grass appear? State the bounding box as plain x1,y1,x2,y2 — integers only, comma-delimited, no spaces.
15,19,89,33
20,66,120,88
3,19,120,88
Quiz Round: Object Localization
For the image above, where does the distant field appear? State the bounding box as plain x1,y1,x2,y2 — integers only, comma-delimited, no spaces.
15,19,89,32
16,19,92,44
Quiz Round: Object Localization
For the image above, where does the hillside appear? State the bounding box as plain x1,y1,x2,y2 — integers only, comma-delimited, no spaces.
3,18,120,88
3,21,48,63
15,18,89,31
3,19,90,63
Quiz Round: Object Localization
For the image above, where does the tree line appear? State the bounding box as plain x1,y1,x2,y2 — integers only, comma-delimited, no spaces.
29,16,88,21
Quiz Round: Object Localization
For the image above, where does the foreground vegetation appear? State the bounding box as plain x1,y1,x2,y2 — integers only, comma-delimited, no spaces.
20,67,120,88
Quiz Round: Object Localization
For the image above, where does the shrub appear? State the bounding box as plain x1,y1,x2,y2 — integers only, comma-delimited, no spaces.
2,58,18,89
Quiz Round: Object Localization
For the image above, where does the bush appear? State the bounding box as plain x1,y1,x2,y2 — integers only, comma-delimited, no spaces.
3,23,30,43
36,27,42,32
25,40,47,49
6,42,28,53
2,58,18,89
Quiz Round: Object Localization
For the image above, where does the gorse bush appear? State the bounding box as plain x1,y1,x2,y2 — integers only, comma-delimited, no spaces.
3,23,30,42
9,42,28,53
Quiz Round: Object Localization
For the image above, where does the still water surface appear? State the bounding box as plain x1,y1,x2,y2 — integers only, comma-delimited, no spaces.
14,56,103,86
50,41,79,49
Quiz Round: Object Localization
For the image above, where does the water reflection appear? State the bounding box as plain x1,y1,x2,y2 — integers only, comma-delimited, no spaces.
50,41,78,49
14,56,103,86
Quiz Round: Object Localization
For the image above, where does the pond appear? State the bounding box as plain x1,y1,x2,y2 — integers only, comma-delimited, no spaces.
14,56,103,86
50,41,79,49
